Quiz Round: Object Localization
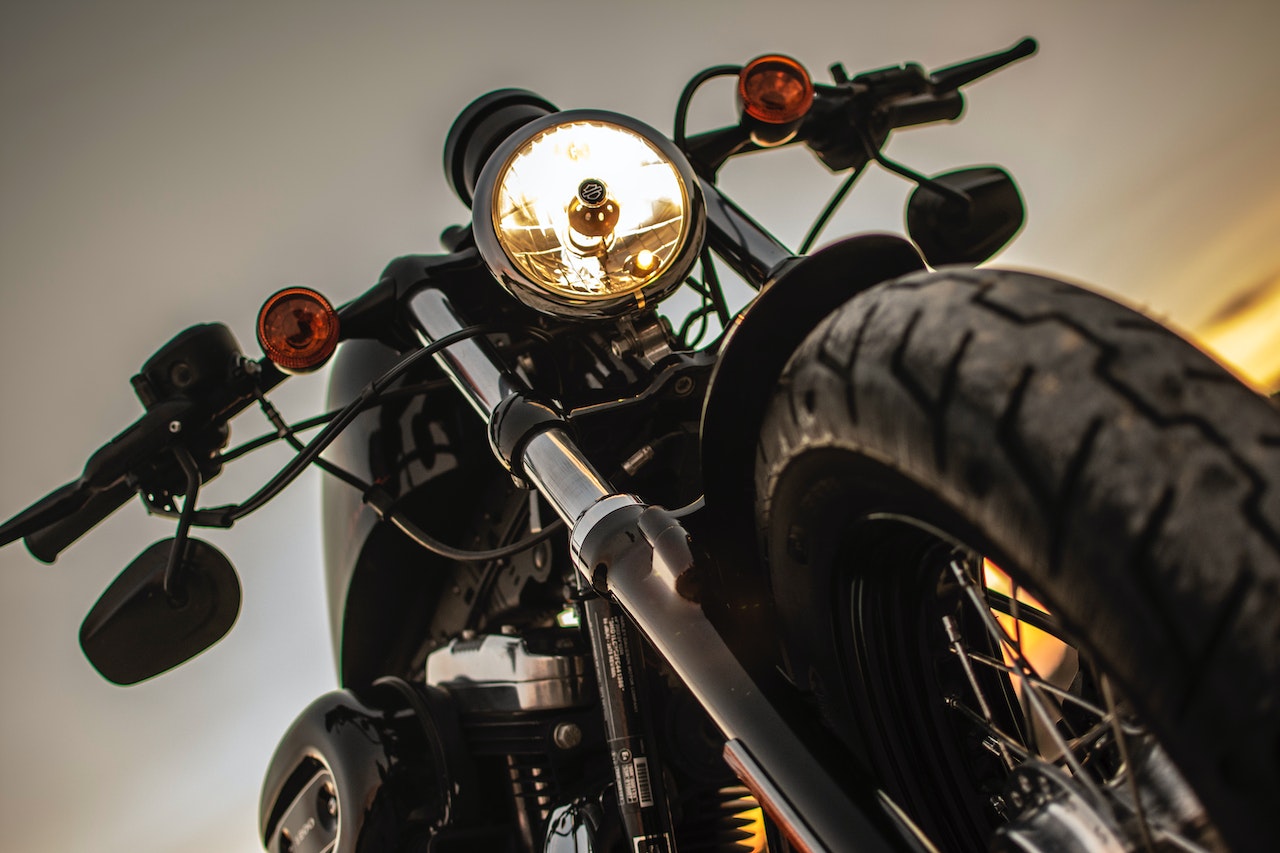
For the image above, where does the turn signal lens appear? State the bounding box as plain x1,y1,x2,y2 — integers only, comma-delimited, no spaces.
257,287,340,373
738,55,814,125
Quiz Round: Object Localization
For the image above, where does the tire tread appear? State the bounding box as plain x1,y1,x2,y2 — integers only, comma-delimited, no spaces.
755,268,1280,851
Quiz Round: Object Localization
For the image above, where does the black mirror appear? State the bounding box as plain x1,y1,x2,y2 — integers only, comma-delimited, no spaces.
80,538,241,685
906,166,1024,267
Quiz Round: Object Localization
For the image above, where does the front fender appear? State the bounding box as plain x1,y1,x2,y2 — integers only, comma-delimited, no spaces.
699,234,925,545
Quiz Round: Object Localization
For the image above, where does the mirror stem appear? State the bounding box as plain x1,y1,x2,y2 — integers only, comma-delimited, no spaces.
163,448,202,603
858,127,972,213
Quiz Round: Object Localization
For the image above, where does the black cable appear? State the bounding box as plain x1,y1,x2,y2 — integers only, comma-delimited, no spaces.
678,303,716,349
193,324,568,563
219,379,451,464
382,503,564,563
197,325,495,527
219,412,333,463
672,65,743,347
682,274,712,300
254,393,371,492
161,448,203,601
699,247,731,328
674,65,742,152
798,160,868,255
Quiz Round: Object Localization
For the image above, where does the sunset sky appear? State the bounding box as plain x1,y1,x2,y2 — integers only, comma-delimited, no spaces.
2,2,1278,851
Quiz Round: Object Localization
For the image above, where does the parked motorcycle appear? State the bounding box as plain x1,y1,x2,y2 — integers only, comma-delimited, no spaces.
3,38,1277,852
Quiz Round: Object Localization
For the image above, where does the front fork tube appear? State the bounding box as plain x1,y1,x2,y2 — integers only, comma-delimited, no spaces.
580,588,675,852
409,286,918,853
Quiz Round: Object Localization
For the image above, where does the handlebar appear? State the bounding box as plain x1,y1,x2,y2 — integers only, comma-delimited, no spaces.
0,399,195,562
24,480,137,563
684,37,1038,177
3,40,1041,564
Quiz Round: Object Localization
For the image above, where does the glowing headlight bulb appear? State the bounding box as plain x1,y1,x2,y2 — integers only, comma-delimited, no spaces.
567,178,620,240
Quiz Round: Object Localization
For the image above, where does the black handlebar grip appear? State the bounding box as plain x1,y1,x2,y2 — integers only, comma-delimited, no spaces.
884,91,965,129
24,479,136,564
1,399,194,561
0,480,82,547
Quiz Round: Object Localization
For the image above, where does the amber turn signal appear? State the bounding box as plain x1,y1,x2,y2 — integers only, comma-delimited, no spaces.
257,287,340,373
738,54,814,126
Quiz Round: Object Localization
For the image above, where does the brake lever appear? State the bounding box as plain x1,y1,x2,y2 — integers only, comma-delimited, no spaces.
929,36,1038,94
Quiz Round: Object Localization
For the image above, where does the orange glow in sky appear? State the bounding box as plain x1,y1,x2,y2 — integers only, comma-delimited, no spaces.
1195,272,1280,392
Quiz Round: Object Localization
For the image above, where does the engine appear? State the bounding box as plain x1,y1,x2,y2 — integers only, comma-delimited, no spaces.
260,626,756,852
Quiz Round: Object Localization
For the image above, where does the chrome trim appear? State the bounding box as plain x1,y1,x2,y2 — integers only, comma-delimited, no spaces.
425,634,589,712
569,493,643,564
543,801,603,853
409,288,616,528
408,287,511,419
994,761,1128,853
267,766,339,853
471,110,706,320
522,428,615,526
724,740,823,853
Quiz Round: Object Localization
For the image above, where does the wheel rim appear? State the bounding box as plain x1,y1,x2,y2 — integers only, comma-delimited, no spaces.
835,515,1221,852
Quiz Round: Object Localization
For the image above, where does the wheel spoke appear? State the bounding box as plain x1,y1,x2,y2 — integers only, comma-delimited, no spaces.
961,649,1122,724
1101,673,1157,853
983,589,1061,638
1008,577,1040,756
942,614,1018,770
942,694,1032,763
948,559,1113,808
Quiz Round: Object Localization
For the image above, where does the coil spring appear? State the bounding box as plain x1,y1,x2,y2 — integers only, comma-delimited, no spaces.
676,785,767,852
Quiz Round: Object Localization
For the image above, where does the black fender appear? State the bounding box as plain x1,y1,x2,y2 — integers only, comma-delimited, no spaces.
699,234,925,558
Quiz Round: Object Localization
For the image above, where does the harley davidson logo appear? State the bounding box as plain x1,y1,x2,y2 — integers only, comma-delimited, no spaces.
577,178,608,207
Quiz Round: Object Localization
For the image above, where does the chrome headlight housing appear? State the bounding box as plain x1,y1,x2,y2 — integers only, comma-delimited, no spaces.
472,110,705,319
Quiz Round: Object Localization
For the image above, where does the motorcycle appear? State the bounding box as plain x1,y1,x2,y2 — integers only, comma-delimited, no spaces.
3,37,1277,852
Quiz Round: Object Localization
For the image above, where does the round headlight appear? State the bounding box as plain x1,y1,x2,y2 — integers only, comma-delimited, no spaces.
472,111,705,319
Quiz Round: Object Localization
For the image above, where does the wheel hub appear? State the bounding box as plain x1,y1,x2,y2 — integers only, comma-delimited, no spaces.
993,761,1127,853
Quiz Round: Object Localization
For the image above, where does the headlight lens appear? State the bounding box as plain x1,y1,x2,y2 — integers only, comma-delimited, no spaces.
473,112,704,318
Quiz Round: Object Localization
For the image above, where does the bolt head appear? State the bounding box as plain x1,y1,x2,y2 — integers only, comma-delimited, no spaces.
553,721,583,750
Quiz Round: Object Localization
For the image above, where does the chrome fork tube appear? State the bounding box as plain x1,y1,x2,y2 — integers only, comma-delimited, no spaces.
408,288,616,525
406,287,913,853
409,287,511,421
409,287,674,850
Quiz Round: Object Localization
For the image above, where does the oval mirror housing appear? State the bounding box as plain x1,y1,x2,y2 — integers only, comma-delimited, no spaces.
80,538,241,685
906,166,1024,267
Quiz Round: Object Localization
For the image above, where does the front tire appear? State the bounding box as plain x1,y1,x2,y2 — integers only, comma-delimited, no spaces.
755,268,1280,851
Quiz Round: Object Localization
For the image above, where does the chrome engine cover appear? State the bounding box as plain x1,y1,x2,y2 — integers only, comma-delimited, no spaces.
426,632,591,712
258,678,479,853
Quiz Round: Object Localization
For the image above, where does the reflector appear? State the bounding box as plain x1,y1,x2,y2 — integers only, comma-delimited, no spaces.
257,287,340,373
472,111,704,319
738,55,814,126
